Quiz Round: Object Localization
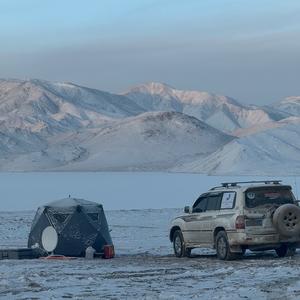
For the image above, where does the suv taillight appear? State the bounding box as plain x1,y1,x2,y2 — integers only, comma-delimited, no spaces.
235,215,245,229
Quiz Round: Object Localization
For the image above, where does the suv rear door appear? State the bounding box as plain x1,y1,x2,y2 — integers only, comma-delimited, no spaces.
244,186,295,234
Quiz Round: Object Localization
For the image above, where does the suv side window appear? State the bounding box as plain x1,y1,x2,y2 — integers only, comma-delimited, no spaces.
206,193,222,211
220,192,236,209
192,197,208,213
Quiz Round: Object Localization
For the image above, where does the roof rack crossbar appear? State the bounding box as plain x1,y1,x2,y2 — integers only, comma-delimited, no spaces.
210,186,223,190
221,180,282,187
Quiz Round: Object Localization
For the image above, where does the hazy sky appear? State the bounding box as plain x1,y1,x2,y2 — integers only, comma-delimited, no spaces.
1,0,300,104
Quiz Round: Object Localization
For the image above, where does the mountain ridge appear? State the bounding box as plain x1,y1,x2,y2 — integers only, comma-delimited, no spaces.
123,82,287,132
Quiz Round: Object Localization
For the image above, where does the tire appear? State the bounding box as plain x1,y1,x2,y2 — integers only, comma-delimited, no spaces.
273,204,300,237
275,244,288,257
173,230,191,258
241,248,246,255
216,231,239,260
287,247,297,257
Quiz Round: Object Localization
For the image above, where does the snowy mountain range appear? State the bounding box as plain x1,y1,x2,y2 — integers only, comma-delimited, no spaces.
0,78,299,174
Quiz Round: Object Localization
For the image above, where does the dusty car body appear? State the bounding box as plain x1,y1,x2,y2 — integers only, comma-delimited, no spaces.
170,180,300,260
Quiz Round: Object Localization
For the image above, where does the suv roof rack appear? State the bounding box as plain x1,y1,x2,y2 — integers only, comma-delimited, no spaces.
221,180,282,188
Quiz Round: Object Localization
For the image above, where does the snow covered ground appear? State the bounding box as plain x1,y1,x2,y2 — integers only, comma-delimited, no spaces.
2,208,300,299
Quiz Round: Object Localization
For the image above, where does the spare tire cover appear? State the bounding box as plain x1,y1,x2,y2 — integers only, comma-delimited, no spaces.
273,204,300,237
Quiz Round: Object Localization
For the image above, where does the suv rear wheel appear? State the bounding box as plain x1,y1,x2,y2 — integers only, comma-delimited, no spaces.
216,231,238,260
173,230,191,257
275,244,296,257
275,244,288,257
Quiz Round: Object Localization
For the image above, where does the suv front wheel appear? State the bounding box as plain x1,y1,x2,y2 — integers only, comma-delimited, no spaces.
173,230,191,257
216,231,239,260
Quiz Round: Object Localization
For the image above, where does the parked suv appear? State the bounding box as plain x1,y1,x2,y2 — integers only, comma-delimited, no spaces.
170,180,300,260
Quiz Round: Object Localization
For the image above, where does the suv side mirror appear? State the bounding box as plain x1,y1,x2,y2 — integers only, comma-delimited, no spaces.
184,206,191,213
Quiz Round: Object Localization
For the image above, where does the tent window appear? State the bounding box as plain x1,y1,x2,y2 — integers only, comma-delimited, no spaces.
88,213,99,221
53,213,70,223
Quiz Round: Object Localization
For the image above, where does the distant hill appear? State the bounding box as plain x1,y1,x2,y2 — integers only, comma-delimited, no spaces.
173,117,300,175
55,111,234,171
271,96,300,116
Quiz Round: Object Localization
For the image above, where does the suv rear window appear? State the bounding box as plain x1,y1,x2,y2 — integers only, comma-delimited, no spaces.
245,186,294,208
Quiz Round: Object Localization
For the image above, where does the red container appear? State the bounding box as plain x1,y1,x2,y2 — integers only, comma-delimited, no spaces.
103,245,115,259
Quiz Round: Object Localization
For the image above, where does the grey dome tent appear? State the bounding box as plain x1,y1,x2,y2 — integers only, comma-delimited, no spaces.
28,198,113,257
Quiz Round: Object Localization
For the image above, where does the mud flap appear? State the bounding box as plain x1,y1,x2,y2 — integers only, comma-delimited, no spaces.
230,245,243,253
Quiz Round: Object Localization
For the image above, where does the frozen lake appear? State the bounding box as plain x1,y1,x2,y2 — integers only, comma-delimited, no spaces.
1,172,300,211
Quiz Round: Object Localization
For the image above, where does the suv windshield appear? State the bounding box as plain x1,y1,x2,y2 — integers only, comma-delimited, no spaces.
245,186,294,208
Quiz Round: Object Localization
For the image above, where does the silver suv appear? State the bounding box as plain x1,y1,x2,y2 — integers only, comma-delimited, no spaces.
170,180,300,260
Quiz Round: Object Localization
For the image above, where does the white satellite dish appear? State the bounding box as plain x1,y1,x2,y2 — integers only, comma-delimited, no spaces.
41,226,58,253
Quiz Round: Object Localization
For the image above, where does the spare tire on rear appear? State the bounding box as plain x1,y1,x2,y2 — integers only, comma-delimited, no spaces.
273,204,300,237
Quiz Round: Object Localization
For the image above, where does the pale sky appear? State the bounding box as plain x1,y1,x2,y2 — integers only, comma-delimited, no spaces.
1,0,300,104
